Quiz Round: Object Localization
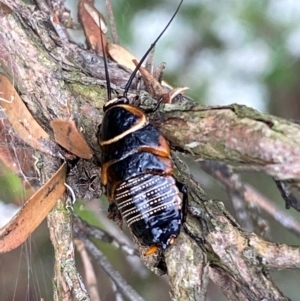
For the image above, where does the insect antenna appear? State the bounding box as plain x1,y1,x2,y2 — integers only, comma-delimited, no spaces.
99,15,112,101
124,0,184,98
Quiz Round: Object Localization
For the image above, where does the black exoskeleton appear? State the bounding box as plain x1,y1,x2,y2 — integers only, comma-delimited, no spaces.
97,0,184,255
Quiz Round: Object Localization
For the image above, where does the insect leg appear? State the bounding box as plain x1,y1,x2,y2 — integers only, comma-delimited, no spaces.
107,202,123,229
144,97,163,114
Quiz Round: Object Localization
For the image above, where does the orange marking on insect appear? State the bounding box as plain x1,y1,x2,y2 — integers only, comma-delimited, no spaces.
144,245,159,256
138,135,171,158
99,105,148,146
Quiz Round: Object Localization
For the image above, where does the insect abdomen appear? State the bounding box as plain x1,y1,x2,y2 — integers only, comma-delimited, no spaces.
115,173,182,249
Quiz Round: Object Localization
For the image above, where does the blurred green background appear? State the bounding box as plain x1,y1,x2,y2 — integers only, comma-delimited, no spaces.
1,0,300,300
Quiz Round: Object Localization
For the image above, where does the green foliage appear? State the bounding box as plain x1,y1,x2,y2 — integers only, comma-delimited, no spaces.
0,164,24,203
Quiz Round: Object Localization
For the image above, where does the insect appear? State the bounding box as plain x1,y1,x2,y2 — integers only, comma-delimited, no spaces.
97,0,185,255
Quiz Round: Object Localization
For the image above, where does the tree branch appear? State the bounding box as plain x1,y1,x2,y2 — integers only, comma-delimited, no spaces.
1,1,300,300
153,104,300,181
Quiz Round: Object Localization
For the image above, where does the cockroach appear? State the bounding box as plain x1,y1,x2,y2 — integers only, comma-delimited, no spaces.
97,0,185,255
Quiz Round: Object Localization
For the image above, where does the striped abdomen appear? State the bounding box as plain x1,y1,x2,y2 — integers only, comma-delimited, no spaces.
115,173,182,249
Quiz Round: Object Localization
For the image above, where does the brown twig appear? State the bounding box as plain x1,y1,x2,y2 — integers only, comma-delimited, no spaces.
74,215,139,257
75,239,102,301
275,179,300,211
199,160,255,232
74,225,145,301
199,160,300,238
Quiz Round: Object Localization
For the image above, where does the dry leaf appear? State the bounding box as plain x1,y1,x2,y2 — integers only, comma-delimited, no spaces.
108,43,173,92
83,2,107,33
0,75,55,156
78,0,107,54
0,162,67,253
108,43,139,71
132,60,188,103
50,119,93,159
168,86,189,103
132,59,165,101
0,116,38,189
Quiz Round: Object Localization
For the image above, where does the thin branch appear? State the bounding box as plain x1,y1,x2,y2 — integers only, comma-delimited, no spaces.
75,239,102,301
74,225,145,301
199,160,300,238
74,215,139,257
275,180,300,211
199,160,255,232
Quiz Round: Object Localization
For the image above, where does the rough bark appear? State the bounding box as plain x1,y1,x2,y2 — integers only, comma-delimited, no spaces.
1,1,300,300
